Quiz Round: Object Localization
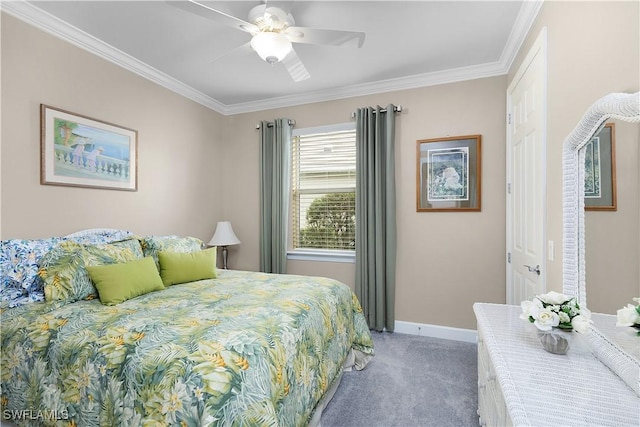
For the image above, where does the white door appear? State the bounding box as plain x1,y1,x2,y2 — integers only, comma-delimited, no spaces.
506,28,547,305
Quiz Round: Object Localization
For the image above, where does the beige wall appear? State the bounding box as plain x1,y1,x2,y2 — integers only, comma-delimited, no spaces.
1,14,225,242
508,1,640,313
223,76,508,330
2,1,638,330
0,13,3,239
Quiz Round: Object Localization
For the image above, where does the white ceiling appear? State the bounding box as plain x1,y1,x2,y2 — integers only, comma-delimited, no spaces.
5,1,541,114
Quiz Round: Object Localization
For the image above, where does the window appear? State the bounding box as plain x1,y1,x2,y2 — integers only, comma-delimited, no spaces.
291,123,356,257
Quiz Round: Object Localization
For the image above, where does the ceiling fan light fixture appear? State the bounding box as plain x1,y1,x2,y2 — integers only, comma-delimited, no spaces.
250,32,292,64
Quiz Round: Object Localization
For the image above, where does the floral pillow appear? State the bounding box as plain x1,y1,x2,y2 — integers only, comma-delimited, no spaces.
0,279,31,309
0,230,135,308
0,237,64,306
139,235,203,268
39,239,143,303
67,229,134,245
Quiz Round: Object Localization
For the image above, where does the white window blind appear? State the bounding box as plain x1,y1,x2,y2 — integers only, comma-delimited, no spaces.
292,124,356,251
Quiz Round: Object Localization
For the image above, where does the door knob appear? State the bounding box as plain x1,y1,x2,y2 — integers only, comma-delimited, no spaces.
524,264,541,275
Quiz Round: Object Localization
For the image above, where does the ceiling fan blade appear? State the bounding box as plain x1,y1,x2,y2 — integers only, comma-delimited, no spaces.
168,0,258,34
281,49,310,82
284,27,365,48
207,41,253,64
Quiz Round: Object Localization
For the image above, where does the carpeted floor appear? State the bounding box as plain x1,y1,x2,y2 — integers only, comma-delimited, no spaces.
320,331,479,427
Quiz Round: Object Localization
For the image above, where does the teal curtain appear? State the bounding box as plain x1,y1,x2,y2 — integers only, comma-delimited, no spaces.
355,105,397,332
259,118,292,274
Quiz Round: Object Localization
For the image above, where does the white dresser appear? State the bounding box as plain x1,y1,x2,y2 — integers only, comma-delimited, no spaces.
474,303,639,426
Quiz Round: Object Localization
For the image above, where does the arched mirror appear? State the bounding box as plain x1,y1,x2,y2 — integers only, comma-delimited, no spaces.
562,91,640,396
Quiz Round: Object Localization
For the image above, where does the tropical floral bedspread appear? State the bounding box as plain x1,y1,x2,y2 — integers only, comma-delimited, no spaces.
1,270,374,426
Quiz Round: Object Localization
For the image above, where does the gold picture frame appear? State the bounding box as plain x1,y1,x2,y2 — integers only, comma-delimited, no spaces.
40,104,138,191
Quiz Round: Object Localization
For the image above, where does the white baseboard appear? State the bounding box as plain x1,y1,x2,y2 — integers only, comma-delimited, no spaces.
394,320,477,343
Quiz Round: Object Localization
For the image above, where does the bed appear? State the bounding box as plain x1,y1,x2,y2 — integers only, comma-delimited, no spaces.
0,230,374,426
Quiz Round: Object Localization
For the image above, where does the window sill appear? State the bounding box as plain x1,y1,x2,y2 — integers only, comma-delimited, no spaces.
287,249,355,263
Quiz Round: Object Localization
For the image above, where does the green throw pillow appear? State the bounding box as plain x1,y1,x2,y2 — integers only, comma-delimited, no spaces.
87,257,165,305
158,247,217,286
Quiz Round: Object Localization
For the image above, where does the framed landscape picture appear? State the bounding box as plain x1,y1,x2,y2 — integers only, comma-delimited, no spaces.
40,104,138,191
584,123,616,211
416,135,481,212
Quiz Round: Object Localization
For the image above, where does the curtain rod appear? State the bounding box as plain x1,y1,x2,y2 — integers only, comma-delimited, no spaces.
350,105,403,118
255,119,296,129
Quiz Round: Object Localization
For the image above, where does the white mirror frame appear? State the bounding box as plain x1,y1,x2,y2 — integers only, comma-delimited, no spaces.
562,92,640,396
562,92,640,306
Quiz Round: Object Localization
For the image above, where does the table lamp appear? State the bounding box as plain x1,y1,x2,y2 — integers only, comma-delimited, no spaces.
208,221,240,269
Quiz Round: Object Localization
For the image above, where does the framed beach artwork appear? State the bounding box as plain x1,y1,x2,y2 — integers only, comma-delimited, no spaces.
416,135,481,212
40,104,138,191
584,123,616,211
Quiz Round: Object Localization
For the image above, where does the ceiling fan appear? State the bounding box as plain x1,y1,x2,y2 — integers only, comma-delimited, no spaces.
171,0,366,82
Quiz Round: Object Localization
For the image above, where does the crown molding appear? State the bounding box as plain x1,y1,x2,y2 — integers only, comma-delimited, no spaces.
1,0,227,113
223,60,507,114
3,0,542,116
227,0,543,114
498,0,544,73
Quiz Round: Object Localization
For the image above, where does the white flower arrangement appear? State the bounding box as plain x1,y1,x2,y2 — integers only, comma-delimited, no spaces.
616,297,640,329
520,291,592,334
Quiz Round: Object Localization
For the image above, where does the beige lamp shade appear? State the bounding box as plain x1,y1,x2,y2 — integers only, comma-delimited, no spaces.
208,221,240,247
